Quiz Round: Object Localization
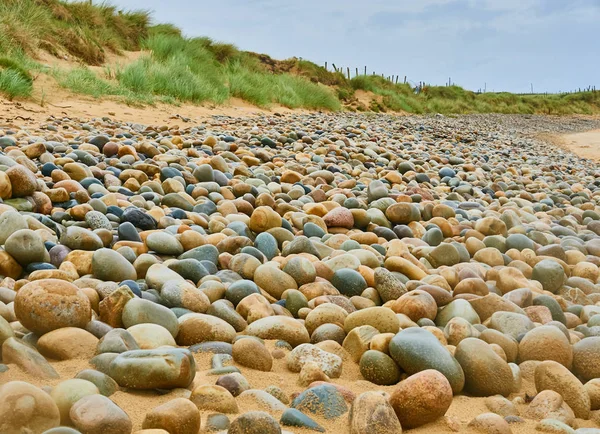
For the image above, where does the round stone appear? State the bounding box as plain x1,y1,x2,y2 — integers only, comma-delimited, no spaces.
37,327,98,360
245,315,310,347
534,360,590,419
349,391,402,434
146,232,184,256
122,298,179,338
161,280,210,313
176,313,237,345
14,279,92,335
216,373,250,397
573,337,600,382
232,338,273,371
454,338,514,397
249,206,282,233
532,259,566,294
50,379,99,425
291,384,348,419
344,307,399,334
60,226,104,251
92,248,137,282
389,327,465,394
142,398,200,434
0,381,60,433
435,299,480,327
331,268,367,297
5,229,46,266
283,257,317,286
254,264,297,299
75,370,119,397
6,164,37,197
85,211,112,230
359,350,401,385
228,411,281,434
389,369,453,429
70,394,132,434
0,211,28,245
127,323,176,349
109,349,196,389
385,203,420,224
190,384,238,413
392,290,437,321
518,325,573,368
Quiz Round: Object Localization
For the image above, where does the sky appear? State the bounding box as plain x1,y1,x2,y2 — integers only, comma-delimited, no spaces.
112,0,600,93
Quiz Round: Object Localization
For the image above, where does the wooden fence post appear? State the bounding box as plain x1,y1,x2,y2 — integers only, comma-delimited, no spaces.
347,67,350,80
324,62,327,71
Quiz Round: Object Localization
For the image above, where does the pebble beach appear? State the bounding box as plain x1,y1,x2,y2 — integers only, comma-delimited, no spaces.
2,112,600,434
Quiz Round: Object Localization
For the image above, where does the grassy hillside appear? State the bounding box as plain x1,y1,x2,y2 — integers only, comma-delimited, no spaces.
0,0,599,114
348,76,600,115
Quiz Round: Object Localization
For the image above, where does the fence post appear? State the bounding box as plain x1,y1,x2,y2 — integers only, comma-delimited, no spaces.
347,67,350,80
364,66,367,75
332,63,337,72
324,62,327,71
355,67,358,77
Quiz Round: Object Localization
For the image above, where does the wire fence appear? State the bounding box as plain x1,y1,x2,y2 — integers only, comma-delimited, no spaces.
323,62,598,96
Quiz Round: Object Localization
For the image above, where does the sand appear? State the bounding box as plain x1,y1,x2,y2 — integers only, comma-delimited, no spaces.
558,129,600,162
2,339,599,433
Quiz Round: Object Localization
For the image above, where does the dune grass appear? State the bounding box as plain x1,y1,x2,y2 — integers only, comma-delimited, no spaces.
0,0,597,113
49,31,340,110
349,75,600,115
0,0,150,64
0,69,32,100
54,67,121,98
0,55,35,100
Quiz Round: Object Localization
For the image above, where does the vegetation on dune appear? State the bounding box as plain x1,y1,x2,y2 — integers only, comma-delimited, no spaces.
49,31,340,109
349,75,600,115
0,0,597,114
0,56,35,100
0,0,150,64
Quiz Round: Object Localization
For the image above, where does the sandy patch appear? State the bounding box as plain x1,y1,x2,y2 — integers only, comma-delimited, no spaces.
558,129,600,161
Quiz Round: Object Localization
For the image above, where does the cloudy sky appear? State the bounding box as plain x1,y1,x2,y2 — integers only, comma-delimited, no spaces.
113,0,599,93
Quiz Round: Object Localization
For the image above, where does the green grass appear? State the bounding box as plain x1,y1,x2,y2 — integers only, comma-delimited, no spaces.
0,0,150,64
349,75,600,115
54,67,121,98
1,0,598,114
0,55,36,99
0,69,32,100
